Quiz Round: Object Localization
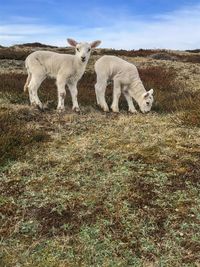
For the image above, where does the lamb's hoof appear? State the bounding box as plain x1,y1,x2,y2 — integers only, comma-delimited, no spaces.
37,105,45,112
73,107,80,113
103,107,109,112
31,103,44,112
129,109,138,114
100,105,109,112
111,108,119,113
57,107,65,113
42,102,51,111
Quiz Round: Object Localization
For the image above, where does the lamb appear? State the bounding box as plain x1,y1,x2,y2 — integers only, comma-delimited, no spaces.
24,38,101,112
95,55,154,113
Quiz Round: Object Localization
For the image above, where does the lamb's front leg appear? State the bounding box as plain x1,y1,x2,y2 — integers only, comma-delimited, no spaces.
57,77,66,112
123,88,138,114
67,82,80,112
111,79,121,113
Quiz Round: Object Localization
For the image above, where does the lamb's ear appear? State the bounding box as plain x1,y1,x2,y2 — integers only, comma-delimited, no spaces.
90,40,101,48
144,92,149,98
67,38,78,47
149,89,154,95
144,89,154,98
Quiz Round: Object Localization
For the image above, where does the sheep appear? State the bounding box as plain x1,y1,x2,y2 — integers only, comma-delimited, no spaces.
95,55,154,113
24,38,101,112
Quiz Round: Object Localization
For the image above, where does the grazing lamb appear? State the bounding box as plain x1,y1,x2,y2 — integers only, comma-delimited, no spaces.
95,55,154,113
24,38,101,112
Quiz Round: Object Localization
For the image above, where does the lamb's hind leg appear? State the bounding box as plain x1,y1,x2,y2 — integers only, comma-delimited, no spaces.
95,75,109,112
28,74,45,110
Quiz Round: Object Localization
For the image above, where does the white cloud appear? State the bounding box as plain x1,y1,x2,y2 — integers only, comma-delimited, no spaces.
1,4,200,49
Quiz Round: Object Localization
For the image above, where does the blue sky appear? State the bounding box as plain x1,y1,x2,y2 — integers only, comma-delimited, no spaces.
0,0,200,49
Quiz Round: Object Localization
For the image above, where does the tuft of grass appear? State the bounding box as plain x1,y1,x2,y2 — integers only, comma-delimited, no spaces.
0,108,50,166
174,109,200,128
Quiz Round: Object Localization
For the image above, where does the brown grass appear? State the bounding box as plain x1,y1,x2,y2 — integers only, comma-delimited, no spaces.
0,108,50,165
1,49,200,266
0,48,30,60
1,45,200,64
1,65,200,126
138,66,200,115
100,48,164,58
98,48,200,63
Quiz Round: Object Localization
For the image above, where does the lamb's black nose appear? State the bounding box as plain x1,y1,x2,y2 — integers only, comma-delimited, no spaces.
81,56,86,62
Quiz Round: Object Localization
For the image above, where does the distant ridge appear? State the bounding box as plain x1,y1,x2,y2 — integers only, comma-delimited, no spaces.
185,49,200,53
12,42,58,48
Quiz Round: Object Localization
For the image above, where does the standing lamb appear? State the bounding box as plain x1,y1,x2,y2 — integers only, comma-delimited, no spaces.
24,38,101,112
95,55,154,113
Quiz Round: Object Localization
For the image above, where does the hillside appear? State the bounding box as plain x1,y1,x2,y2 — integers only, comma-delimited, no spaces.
0,44,200,267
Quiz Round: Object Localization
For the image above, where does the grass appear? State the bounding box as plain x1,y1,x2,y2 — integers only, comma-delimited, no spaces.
0,107,50,166
0,55,200,267
1,45,200,63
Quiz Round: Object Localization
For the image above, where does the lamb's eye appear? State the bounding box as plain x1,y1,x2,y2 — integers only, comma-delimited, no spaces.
146,102,150,106
76,48,80,52
88,48,91,52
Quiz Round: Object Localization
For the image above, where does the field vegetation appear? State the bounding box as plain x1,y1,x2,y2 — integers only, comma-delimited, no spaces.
0,44,200,267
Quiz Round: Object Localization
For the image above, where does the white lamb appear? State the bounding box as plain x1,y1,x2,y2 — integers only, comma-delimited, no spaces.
24,38,101,112
95,55,154,113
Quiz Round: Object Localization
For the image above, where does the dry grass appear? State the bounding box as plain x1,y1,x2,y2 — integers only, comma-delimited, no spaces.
1,45,200,64
101,48,164,58
0,51,200,267
101,48,200,63
1,65,200,120
0,48,30,60
0,110,200,267
0,107,50,166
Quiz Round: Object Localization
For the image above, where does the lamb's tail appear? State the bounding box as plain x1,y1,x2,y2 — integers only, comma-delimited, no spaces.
24,61,32,92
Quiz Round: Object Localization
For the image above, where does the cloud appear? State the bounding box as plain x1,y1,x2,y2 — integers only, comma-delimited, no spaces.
1,3,200,49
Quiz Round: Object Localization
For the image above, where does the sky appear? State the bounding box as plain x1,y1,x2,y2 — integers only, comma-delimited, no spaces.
0,0,200,49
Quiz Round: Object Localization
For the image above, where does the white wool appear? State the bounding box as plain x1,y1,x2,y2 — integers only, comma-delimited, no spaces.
95,55,154,113
24,38,101,111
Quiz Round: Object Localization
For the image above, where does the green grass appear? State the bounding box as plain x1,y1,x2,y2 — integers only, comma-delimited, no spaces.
0,62,200,267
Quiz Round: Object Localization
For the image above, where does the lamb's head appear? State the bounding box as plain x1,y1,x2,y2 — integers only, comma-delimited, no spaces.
67,38,101,63
139,89,154,113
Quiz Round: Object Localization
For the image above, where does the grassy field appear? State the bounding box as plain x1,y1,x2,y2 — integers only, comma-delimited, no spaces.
0,46,200,267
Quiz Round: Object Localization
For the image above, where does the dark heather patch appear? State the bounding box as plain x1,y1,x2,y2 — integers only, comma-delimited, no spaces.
127,179,158,208
0,202,20,237
181,240,200,263
0,180,25,197
167,162,200,192
0,108,50,165
27,201,109,236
